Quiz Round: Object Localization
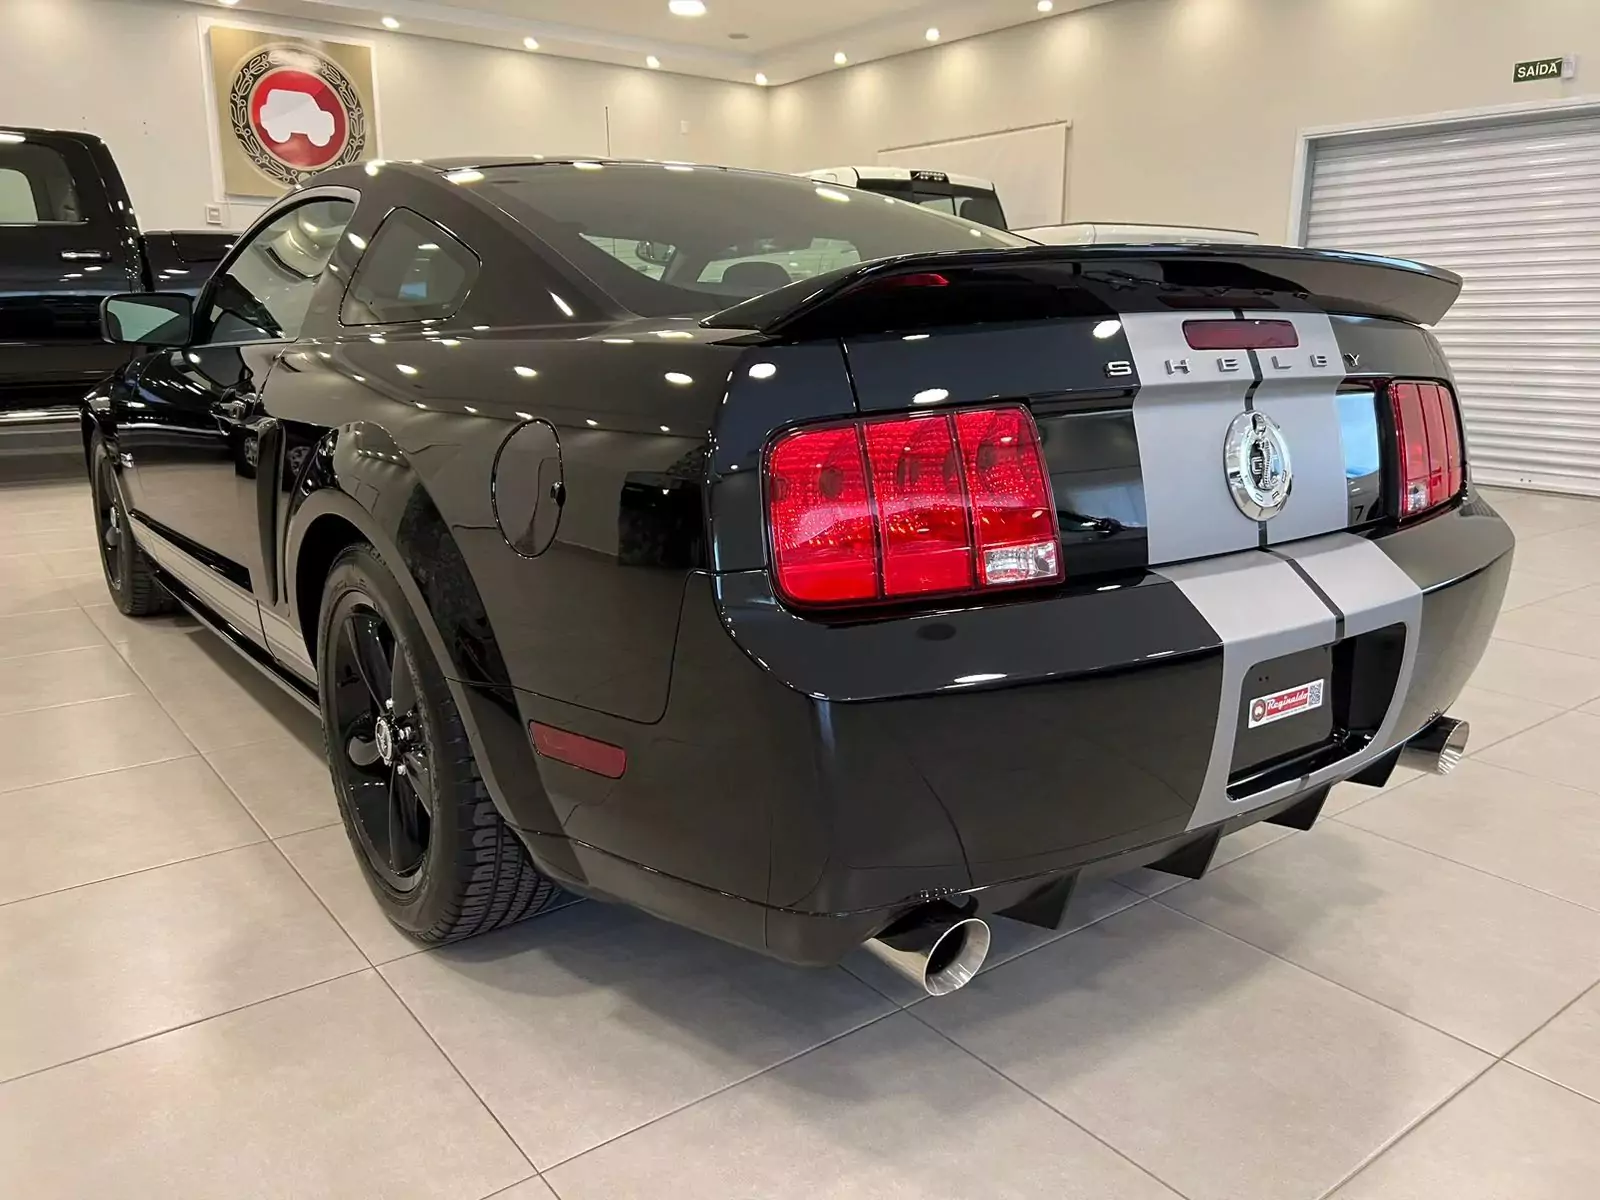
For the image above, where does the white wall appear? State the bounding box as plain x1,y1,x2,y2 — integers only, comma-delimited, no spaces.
7,0,1599,242
1,0,769,231
770,0,1600,242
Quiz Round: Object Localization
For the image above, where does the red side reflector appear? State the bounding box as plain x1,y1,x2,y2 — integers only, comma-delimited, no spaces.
530,723,627,779
1182,319,1300,351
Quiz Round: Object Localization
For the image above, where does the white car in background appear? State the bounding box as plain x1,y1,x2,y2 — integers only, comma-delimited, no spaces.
1017,222,1260,245
802,166,1008,230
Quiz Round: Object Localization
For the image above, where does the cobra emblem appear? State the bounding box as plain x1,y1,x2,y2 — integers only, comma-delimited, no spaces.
1224,410,1293,521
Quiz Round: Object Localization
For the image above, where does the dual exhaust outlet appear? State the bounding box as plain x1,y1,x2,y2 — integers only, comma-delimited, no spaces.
865,715,1467,998
863,907,992,997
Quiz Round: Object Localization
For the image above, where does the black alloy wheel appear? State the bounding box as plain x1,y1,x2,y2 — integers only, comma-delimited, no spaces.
327,593,434,893
88,430,173,617
94,453,124,591
316,543,561,941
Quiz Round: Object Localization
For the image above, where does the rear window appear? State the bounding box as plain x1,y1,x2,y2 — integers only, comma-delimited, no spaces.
0,143,84,225
469,163,1028,317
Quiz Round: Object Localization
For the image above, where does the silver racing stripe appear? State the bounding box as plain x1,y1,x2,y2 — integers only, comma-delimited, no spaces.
1270,533,1424,754
1122,311,1258,564
1158,534,1426,831
1247,311,1351,547
1156,551,1335,830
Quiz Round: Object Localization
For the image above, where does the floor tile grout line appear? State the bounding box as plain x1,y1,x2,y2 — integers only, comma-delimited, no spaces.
371,970,542,1181
1146,898,1495,1058
902,1006,1197,1200
1310,1056,1498,1200
480,1174,551,1200
534,1002,906,1175
1324,816,1600,917
0,830,272,911
1316,975,1600,1198
0,750,193,799
0,963,374,1091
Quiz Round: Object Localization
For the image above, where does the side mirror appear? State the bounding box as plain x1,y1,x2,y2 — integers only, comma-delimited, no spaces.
100,293,194,347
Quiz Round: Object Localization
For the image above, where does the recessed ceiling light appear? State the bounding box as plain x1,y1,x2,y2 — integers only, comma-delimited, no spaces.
646,54,662,69
217,0,240,6
754,72,769,86
668,0,707,15
523,36,539,50
381,16,399,29
926,27,940,42
833,51,848,66
1037,0,1054,10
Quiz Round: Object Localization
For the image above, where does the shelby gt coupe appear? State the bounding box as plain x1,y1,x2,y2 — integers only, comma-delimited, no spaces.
86,160,1511,996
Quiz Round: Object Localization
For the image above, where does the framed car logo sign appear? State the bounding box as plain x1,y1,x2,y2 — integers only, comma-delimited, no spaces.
206,23,378,198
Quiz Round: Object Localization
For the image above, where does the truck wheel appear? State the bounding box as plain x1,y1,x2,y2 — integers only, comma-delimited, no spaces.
316,542,563,941
90,432,174,617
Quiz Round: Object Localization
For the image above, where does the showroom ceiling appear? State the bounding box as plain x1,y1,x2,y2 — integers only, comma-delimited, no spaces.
215,0,1113,85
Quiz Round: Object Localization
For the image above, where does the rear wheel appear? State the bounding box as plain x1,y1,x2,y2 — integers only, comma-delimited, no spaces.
89,432,174,617
316,543,561,941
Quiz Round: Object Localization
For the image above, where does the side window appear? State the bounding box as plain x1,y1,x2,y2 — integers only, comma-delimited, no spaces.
697,238,862,292
342,208,479,325
580,234,674,280
203,198,354,345
0,144,83,224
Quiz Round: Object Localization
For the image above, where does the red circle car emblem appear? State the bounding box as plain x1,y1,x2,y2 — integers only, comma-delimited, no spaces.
1250,699,1268,725
247,68,349,171
228,45,368,187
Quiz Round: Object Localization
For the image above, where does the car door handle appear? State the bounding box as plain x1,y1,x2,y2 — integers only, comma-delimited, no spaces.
59,249,112,262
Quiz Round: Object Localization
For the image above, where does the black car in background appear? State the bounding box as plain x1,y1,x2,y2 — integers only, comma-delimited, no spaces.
86,159,1511,996
0,127,233,451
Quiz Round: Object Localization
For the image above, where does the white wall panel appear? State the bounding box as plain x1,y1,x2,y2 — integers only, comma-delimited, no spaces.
1305,113,1600,495
1,0,768,231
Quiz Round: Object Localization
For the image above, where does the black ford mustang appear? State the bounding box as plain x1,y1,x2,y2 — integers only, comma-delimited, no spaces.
85,159,1512,996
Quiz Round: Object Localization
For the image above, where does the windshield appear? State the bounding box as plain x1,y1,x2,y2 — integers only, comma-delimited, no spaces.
472,162,1029,317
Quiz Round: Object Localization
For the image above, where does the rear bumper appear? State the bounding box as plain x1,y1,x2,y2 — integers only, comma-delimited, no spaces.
499,493,1511,966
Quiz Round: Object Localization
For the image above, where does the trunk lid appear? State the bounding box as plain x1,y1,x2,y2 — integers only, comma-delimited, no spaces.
713,245,1462,573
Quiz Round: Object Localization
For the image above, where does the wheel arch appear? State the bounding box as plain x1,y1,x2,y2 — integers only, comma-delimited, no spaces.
284,430,561,844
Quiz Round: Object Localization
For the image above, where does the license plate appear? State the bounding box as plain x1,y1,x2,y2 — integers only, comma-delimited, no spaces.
1247,679,1326,729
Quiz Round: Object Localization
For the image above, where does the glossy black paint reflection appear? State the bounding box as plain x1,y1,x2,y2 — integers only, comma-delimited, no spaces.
84,156,1514,971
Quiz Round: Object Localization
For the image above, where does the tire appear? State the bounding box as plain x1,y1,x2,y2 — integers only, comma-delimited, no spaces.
316,542,561,942
89,431,175,617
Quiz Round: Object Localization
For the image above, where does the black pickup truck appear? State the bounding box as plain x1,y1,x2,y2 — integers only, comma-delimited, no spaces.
0,126,236,452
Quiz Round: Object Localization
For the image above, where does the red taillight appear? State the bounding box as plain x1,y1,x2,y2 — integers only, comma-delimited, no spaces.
766,405,1061,607
954,407,1060,587
1182,319,1300,351
1389,379,1465,518
766,424,877,604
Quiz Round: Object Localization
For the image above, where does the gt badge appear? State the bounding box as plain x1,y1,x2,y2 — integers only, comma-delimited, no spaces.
1224,410,1293,521
1248,679,1325,729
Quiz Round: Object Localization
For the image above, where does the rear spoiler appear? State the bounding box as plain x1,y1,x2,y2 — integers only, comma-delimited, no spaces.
703,245,1463,339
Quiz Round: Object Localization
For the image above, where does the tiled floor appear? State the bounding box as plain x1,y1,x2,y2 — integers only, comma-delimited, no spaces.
2,472,1598,1199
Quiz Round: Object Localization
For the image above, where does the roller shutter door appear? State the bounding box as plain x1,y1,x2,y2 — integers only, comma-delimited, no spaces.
1304,112,1600,495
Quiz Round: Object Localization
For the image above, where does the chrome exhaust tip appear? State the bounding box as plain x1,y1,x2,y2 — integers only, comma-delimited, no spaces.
1399,715,1470,776
863,909,992,997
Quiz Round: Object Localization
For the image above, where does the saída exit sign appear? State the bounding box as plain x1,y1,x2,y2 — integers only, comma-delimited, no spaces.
1513,56,1574,83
